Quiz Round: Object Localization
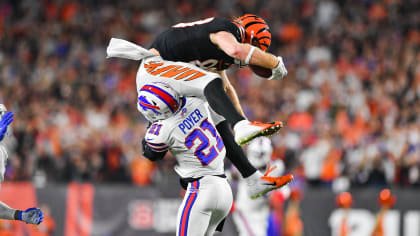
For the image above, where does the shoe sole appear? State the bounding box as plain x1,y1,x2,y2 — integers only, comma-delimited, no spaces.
237,123,283,146
250,174,294,199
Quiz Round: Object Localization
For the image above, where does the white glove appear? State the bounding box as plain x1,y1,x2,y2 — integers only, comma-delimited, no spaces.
268,56,287,80
18,208,44,225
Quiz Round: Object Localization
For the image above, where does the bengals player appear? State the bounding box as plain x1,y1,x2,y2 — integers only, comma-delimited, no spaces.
149,14,287,147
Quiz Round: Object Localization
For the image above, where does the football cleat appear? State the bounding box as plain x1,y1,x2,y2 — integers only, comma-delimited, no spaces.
234,120,284,146
246,163,294,199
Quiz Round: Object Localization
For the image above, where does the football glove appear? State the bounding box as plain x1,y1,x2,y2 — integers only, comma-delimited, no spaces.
268,56,287,81
18,208,44,225
0,111,13,142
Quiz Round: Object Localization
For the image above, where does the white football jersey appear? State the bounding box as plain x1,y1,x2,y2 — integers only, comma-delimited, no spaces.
144,97,226,179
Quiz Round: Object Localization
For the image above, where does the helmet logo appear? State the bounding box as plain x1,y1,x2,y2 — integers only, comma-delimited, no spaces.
137,82,184,122
180,108,187,116
138,96,161,115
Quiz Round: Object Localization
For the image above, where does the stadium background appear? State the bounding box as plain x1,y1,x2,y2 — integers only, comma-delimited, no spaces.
0,0,419,235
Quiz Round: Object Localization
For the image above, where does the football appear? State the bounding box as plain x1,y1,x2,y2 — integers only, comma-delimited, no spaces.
249,65,272,78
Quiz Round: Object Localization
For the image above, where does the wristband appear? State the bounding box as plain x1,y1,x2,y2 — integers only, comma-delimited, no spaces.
245,46,256,65
14,210,21,220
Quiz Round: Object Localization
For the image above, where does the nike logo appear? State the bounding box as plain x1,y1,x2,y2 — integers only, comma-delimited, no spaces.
262,182,277,186
145,138,154,141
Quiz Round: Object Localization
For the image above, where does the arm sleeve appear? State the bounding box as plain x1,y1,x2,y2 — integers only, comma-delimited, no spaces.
0,201,17,220
142,138,167,161
216,121,257,178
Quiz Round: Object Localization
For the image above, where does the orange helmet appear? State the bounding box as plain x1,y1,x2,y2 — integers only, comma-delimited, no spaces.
336,192,353,209
235,14,271,51
378,189,396,208
290,188,303,201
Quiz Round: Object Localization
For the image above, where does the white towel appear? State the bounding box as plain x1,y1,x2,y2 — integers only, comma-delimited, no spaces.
106,38,156,60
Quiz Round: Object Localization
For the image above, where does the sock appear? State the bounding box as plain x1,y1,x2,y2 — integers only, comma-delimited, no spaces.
216,121,257,178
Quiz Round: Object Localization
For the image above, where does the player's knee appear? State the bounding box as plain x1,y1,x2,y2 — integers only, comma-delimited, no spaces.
204,77,223,98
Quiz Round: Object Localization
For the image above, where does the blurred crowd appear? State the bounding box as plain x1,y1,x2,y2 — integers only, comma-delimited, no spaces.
0,0,419,189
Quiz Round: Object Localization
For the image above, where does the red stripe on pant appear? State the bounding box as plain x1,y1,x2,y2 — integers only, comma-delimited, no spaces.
179,180,199,236
65,183,95,236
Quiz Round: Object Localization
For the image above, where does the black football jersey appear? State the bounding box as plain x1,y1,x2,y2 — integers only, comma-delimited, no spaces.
150,17,244,71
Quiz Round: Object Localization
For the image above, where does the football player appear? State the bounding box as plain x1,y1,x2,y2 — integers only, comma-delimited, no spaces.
232,137,289,236
0,104,44,225
371,189,396,236
138,82,293,236
107,14,287,146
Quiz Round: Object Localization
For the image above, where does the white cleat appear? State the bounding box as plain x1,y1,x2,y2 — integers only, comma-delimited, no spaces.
245,163,294,199
234,120,284,146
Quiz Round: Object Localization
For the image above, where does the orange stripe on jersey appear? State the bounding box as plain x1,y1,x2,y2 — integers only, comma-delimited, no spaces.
185,71,206,81
144,61,164,73
174,70,199,80
161,66,190,77
150,65,177,75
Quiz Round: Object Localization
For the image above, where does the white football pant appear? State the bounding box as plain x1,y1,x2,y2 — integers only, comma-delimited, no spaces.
176,175,233,236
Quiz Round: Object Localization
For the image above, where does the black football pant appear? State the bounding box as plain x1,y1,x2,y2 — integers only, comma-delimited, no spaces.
204,78,245,128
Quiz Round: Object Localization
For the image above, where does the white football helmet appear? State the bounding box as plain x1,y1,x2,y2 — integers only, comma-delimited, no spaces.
137,82,183,122
247,137,273,169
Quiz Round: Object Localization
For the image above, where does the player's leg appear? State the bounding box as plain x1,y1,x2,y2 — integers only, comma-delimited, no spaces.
215,120,293,198
175,176,233,236
232,210,257,236
203,177,233,236
204,78,283,146
176,179,210,236
204,211,227,236
204,78,245,127
176,209,210,236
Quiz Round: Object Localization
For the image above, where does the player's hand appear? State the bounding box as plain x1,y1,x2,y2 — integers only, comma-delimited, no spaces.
0,111,13,142
18,208,44,225
268,56,287,81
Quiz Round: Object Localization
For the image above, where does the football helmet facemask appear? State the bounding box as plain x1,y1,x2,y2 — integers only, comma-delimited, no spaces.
137,82,184,122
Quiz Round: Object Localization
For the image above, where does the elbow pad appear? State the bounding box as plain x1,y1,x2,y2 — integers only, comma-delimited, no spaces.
142,139,166,161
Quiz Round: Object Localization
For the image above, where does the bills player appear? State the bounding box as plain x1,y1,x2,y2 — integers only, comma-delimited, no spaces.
107,14,287,146
138,83,293,236
232,137,290,236
0,104,44,225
